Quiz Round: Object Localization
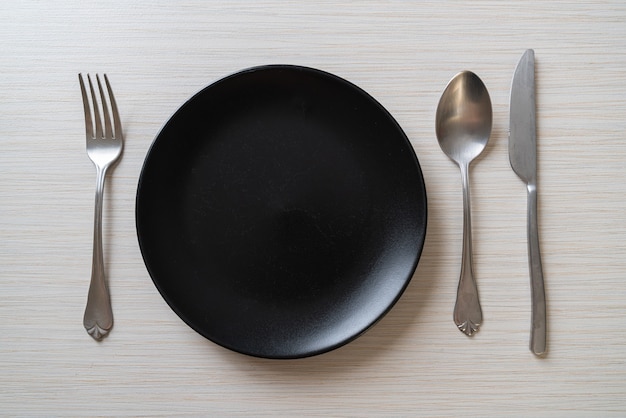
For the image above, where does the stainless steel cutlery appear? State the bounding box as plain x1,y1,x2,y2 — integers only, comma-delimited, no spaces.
76,57,546,354
436,71,492,336
436,51,547,354
509,50,547,356
79,74,123,341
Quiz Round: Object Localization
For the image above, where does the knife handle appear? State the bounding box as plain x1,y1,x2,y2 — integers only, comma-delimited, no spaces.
527,183,547,356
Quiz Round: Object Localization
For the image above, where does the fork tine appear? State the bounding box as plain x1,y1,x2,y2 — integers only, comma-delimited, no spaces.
79,74,94,139
104,74,122,140
87,74,103,139
96,74,113,140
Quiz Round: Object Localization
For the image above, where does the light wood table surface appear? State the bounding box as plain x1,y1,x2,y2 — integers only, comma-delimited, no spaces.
2,1,625,416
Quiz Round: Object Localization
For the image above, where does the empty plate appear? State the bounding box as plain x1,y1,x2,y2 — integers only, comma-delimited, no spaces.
136,65,427,358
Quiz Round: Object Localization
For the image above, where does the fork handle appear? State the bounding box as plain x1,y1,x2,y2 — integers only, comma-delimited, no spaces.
84,166,113,340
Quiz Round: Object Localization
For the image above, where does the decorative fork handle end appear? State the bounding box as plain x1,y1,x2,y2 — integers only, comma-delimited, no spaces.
83,268,113,341
83,297,113,341
85,322,112,341
83,283,113,341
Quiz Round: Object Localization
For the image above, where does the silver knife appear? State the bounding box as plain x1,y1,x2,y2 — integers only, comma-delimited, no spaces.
509,49,547,356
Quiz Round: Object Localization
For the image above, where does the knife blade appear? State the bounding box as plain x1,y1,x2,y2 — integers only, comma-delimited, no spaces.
509,49,547,356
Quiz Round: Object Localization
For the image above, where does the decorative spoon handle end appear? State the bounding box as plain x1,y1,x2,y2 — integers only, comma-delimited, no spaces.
453,284,483,337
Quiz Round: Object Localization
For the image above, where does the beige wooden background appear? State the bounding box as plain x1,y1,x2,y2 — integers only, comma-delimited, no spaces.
1,0,625,416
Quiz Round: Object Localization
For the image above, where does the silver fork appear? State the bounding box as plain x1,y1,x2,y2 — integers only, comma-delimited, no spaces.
79,74,123,341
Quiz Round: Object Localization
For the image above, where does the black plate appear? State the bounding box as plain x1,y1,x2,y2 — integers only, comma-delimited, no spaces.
136,65,427,359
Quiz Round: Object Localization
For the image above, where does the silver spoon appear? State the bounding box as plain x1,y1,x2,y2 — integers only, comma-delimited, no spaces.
436,71,492,336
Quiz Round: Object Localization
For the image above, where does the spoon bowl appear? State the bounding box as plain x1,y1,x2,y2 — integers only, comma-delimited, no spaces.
436,71,492,165
435,71,492,336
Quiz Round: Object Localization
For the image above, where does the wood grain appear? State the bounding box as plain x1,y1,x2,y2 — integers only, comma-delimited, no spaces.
1,0,626,415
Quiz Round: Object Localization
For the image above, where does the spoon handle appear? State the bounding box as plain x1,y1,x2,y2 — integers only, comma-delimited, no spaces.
454,163,483,336
527,182,547,356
